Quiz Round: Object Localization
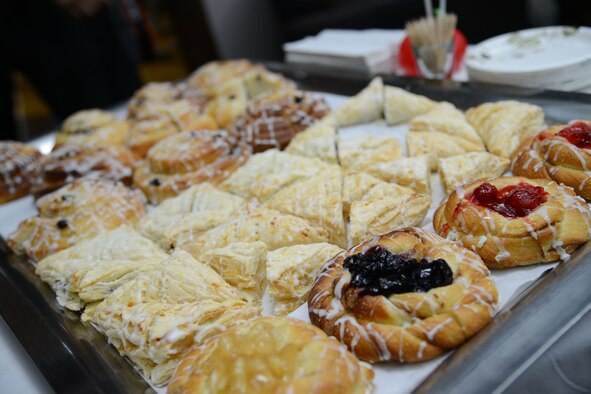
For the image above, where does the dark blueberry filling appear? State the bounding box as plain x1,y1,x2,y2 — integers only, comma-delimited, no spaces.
343,245,453,296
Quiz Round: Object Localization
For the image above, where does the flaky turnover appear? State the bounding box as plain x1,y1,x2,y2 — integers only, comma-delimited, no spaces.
308,227,497,363
434,176,591,268
439,152,510,194
8,179,146,261
334,77,383,126
383,86,436,125
512,121,591,200
133,130,251,204
168,317,374,394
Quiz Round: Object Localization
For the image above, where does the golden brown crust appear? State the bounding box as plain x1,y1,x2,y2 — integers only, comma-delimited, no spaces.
0,141,43,203
512,122,591,200
133,130,251,204
433,176,591,268
308,227,497,363
55,109,130,148
33,145,139,197
8,178,146,261
230,90,330,153
168,317,374,394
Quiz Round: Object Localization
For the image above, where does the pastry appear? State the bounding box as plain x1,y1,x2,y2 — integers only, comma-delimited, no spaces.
433,176,591,268
220,149,331,201
128,82,209,119
285,116,338,163
168,317,374,394
55,109,130,148
8,178,146,261
466,100,544,158
133,130,251,204
439,152,510,194
408,103,485,169
128,99,217,156
366,155,431,195
241,67,296,100
264,166,346,247
175,207,330,257
383,86,436,125
0,141,42,204
230,90,330,152
308,227,497,363
204,79,250,128
512,121,591,200
34,144,139,196
36,227,167,311
138,183,245,250
338,135,403,173
344,173,430,245
198,242,268,304
334,77,383,126
267,243,343,315
83,250,260,385
186,59,257,97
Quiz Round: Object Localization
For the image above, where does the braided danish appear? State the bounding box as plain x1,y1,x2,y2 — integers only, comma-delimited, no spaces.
434,176,591,268
55,109,130,148
8,178,146,261
0,141,42,203
308,227,497,363
133,130,251,204
512,121,591,200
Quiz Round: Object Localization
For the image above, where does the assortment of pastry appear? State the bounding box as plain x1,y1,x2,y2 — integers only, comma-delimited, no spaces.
2,59,591,392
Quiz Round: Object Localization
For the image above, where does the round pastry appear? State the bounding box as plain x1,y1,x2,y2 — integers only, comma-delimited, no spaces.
128,99,217,157
128,82,182,118
133,129,251,204
186,59,256,96
434,176,591,268
0,141,43,204
512,121,591,200
55,109,130,148
308,227,497,363
168,317,374,394
34,145,139,197
230,90,330,152
8,178,146,261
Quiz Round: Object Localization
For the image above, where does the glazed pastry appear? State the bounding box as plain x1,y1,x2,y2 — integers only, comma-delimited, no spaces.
308,227,497,363
344,173,430,245
83,250,260,385
383,86,436,125
267,243,343,315
433,176,591,268
138,183,245,250
439,152,510,194
338,135,403,173
366,155,431,195
128,82,184,118
36,227,167,311
55,109,130,148
128,99,217,156
8,178,146,261
241,67,296,100
186,59,257,97
168,317,374,394
408,103,485,169
285,116,338,163
334,77,383,126
264,166,346,247
220,149,331,201
0,141,42,204
230,90,330,152
198,242,267,304
175,207,330,257
204,79,249,128
133,130,251,204
34,145,138,196
466,100,544,158
512,121,591,200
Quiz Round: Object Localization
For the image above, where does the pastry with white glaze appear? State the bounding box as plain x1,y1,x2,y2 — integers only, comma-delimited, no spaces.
439,152,510,194
334,77,383,126
383,86,436,125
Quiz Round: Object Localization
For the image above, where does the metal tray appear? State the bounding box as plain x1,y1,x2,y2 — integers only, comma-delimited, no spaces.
2,63,591,393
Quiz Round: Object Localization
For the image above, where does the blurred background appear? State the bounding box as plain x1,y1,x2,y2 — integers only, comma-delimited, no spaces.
3,0,590,141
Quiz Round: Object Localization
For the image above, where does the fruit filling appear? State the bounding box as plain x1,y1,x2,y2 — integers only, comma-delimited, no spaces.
471,182,547,218
557,121,591,149
343,245,453,296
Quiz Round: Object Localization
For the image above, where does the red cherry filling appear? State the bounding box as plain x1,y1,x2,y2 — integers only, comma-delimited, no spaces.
557,121,591,149
470,182,547,218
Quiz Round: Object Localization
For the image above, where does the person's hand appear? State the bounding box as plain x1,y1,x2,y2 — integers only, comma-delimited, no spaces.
54,0,112,19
